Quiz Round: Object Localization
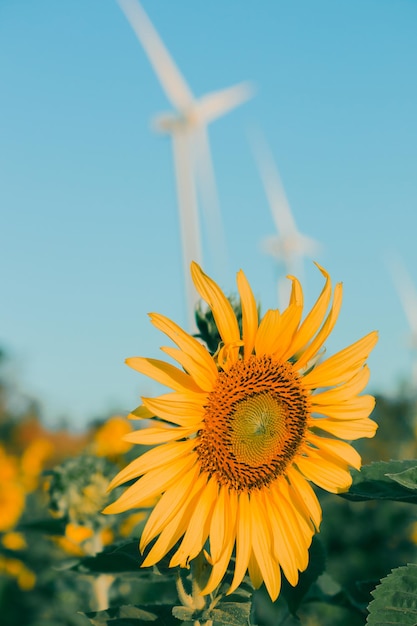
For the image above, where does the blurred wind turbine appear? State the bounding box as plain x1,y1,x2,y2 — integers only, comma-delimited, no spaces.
252,131,320,308
117,0,254,330
388,255,417,385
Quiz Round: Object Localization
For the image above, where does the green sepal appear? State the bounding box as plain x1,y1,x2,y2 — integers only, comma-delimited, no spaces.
81,604,178,625
366,563,417,625
340,460,417,503
172,601,251,625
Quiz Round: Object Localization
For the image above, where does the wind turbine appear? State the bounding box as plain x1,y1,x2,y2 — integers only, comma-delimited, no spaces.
252,131,320,308
389,255,417,386
117,0,253,330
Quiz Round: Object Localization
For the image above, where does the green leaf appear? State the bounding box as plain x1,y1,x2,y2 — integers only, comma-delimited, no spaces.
311,573,369,616
72,541,145,574
341,460,417,503
281,536,326,614
208,602,251,625
367,563,417,625
252,587,300,625
172,602,251,626
81,604,178,626
386,466,417,490
170,607,193,622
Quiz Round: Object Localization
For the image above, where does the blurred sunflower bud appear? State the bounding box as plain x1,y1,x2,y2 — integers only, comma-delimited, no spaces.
46,455,116,529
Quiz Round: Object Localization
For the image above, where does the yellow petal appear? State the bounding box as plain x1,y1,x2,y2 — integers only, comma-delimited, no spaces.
103,452,197,514
191,262,240,352
141,504,191,567
312,366,370,404
296,451,353,493
311,416,378,439
237,269,258,358
290,264,332,355
306,433,362,470
140,464,201,549
160,346,214,392
273,277,304,361
263,487,299,586
255,309,281,356
150,313,218,386
272,480,313,571
170,477,218,567
311,395,375,420
126,357,201,393
288,274,304,308
303,331,378,389
250,490,281,601
142,476,212,566
107,439,196,490
248,549,263,590
141,393,205,426
202,531,235,596
286,466,322,530
203,488,238,595
208,484,229,563
128,405,154,420
123,425,195,445
295,282,343,370
229,491,251,594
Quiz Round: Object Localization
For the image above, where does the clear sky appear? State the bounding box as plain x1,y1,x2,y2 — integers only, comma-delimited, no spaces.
1,0,417,429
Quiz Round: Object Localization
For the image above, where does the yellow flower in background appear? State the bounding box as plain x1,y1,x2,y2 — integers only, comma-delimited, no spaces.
93,416,133,458
0,446,26,532
0,555,36,590
2,532,27,551
20,437,54,491
119,511,148,538
53,523,114,557
0,445,19,480
53,524,93,557
0,438,54,533
104,263,378,601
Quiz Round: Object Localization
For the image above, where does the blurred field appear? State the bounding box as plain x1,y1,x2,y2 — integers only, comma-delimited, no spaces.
1,348,417,626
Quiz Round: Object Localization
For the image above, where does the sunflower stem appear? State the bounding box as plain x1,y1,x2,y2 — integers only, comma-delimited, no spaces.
190,552,210,609
176,571,194,608
89,531,113,611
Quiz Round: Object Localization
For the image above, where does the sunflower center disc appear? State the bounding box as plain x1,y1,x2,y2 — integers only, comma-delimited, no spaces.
230,393,287,467
197,355,310,492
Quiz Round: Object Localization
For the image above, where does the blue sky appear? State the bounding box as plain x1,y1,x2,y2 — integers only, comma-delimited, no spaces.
1,0,417,428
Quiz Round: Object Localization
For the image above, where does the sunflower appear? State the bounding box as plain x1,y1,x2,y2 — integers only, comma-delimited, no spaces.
104,263,378,601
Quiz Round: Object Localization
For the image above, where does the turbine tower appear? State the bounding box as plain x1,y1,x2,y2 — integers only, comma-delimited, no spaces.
389,256,417,386
117,0,253,329
252,132,319,308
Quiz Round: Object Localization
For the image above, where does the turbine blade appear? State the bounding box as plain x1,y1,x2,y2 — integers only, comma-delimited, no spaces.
195,81,255,124
251,130,298,237
171,130,202,330
389,256,417,338
193,126,228,278
117,0,194,111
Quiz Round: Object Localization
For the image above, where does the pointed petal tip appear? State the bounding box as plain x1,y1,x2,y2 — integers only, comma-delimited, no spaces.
313,261,329,277
102,502,119,515
125,357,137,368
190,260,202,275
106,477,121,493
